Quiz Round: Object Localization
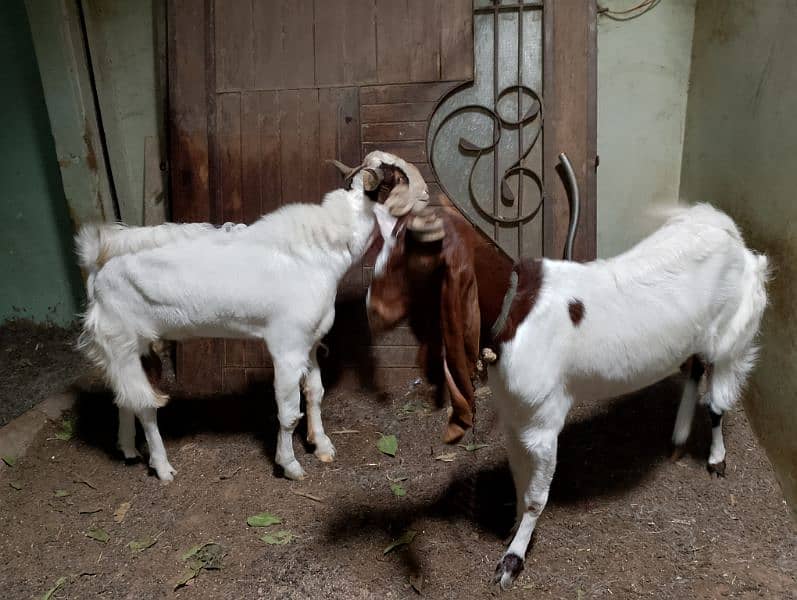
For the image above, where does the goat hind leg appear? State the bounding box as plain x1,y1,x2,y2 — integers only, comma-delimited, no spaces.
136,406,176,481
117,406,140,463
671,356,704,459
304,346,335,463
704,354,753,477
273,357,306,480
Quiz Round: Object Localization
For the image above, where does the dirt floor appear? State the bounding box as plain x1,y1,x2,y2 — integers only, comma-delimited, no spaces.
0,333,795,599
0,321,88,427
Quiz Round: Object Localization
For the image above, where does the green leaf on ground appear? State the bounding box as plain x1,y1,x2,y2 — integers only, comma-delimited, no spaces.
383,530,417,555
54,489,70,498
85,527,110,543
399,402,417,415
459,443,489,452
2,455,17,467
41,576,68,600
9,482,22,490
390,483,407,498
173,568,200,591
376,434,398,457
55,417,75,441
180,544,204,561
246,512,282,527
128,537,157,553
260,530,295,545
434,452,457,462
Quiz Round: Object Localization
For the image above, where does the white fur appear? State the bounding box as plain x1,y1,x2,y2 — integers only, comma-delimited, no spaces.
490,203,768,587
77,183,377,481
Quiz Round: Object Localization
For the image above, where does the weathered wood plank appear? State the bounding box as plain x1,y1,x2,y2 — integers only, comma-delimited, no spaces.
214,0,253,91
225,340,245,367
362,141,427,163
252,0,314,89
279,89,320,203
376,0,411,83
281,0,315,89
361,102,437,123
251,91,282,213
218,93,243,222
240,92,261,223
318,87,360,194
408,0,441,82
168,0,210,223
243,340,271,368
360,81,461,105
440,0,473,81
222,367,246,393
315,0,377,86
362,121,426,142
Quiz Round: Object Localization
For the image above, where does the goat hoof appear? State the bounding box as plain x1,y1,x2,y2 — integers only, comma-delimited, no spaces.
493,553,523,590
313,438,336,463
151,462,177,482
669,445,686,462
282,460,306,481
124,455,142,466
708,460,726,478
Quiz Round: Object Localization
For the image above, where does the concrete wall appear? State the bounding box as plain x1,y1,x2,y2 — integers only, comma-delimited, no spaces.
596,0,695,257
680,0,797,518
0,0,83,325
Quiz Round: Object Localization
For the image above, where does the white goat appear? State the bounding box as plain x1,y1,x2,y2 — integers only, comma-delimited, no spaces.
480,203,768,587
76,151,429,481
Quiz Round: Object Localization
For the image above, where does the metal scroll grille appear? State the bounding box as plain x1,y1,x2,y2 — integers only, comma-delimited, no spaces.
428,0,544,260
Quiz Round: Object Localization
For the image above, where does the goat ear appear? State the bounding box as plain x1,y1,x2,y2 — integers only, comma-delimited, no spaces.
373,203,398,241
439,259,481,444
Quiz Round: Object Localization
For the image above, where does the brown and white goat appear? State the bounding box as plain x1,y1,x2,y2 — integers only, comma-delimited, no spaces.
367,204,513,442
367,202,768,588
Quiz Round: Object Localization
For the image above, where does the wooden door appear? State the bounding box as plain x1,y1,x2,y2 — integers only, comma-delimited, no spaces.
168,0,595,393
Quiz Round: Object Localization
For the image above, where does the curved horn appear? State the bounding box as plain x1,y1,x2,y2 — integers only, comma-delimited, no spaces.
361,167,383,192
407,207,445,242
326,159,356,179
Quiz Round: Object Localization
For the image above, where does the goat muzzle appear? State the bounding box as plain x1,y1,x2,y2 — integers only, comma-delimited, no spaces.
407,208,445,242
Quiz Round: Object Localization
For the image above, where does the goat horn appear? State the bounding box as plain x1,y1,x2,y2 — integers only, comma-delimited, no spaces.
326,159,355,179
361,168,383,192
407,207,445,242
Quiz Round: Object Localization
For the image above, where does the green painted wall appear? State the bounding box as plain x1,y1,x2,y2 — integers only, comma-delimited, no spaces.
681,0,797,518
597,0,696,257
0,0,83,325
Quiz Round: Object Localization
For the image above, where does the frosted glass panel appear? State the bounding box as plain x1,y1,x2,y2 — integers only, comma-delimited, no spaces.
428,0,543,259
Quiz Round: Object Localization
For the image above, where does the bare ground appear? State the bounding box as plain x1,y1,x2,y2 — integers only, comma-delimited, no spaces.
0,335,795,599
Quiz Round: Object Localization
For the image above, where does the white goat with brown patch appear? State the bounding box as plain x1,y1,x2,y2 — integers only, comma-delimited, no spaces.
367,202,768,588
76,151,428,482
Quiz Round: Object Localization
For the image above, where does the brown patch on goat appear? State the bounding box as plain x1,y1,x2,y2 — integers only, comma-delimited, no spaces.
493,259,544,347
568,299,585,326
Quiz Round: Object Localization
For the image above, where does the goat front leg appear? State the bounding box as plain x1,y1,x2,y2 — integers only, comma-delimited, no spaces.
495,431,558,590
273,358,306,480
136,407,176,482
304,345,335,463
117,406,141,463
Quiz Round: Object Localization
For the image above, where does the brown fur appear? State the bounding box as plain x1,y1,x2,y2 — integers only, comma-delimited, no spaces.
568,298,585,326
367,208,514,442
493,259,544,346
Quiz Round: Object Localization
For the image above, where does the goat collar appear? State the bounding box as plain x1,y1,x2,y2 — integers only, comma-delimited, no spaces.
491,270,518,341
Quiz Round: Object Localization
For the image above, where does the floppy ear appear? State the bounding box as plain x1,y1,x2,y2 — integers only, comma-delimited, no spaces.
439,257,481,444
373,203,398,241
